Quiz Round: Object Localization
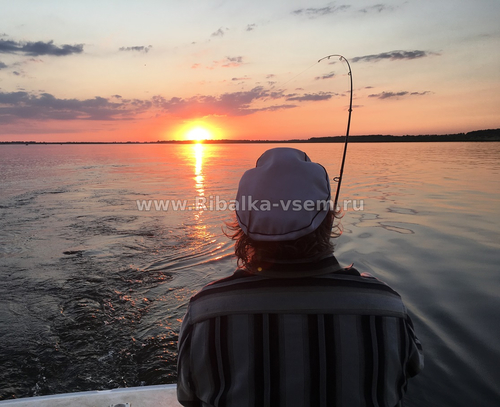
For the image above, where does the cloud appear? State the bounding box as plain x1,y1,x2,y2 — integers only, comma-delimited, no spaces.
286,92,334,102
222,57,243,68
368,91,430,99
246,24,257,31
292,4,350,18
224,56,243,65
152,86,293,117
258,104,296,112
0,61,7,69
0,85,306,125
0,91,150,123
232,76,251,81
211,28,226,37
0,87,297,124
352,50,435,62
359,4,392,13
119,45,152,53
208,56,244,69
315,72,335,80
0,39,84,56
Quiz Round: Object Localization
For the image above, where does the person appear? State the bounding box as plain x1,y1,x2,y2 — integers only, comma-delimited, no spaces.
177,147,423,407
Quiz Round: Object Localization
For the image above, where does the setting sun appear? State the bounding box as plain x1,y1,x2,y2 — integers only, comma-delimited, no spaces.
172,120,225,142
186,126,212,142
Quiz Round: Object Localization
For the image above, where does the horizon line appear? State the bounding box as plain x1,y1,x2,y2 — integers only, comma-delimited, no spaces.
1,128,499,145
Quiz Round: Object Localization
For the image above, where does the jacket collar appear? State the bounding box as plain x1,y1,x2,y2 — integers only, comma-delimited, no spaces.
245,255,356,279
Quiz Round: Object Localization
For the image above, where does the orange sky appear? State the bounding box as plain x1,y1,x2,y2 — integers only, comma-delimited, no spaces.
1,1,499,142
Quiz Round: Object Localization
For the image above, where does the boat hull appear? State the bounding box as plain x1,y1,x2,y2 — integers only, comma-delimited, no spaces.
0,384,181,406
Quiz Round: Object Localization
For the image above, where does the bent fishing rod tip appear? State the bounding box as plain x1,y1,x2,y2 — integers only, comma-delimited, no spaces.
318,54,346,63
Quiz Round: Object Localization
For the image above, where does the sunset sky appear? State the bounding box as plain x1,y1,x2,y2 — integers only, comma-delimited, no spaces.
0,0,499,142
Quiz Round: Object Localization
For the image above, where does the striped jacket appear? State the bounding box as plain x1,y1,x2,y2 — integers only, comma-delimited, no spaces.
177,256,423,407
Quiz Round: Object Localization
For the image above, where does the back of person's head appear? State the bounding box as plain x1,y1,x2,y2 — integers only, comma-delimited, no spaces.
226,148,341,271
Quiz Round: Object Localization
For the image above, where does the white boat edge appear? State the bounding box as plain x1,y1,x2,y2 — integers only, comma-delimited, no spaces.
0,384,182,406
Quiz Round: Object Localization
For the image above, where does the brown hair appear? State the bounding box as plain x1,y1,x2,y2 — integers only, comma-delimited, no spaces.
224,209,342,271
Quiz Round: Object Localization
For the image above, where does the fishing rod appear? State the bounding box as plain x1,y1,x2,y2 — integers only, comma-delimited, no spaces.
317,54,353,210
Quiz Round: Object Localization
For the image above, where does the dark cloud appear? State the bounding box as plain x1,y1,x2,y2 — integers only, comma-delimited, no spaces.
368,91,430,99
221,56,244,68
0,91,150,123
211,28,225,37
315,72,335,80
0,86,301,124
0,61,7,69
352,50,434,63
119,45,152,53
286,92,334,102
196,56,245,70
0,39,84,56
292,5,350,18
370,91,408,99
232,77,251,81
258,104,296,112
152,86,293,117
359,4,392,13
226,56,243,63
246,24,257,31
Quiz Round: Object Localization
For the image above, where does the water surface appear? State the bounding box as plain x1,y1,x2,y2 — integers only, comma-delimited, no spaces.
0,142,499,406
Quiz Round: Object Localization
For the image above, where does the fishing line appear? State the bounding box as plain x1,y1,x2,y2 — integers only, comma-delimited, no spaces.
275,60,320,89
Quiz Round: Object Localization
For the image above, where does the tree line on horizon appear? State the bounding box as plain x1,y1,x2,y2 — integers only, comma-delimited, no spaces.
1,128,499,145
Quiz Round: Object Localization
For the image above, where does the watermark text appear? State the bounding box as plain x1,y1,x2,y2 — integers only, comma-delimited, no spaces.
136,196,364,212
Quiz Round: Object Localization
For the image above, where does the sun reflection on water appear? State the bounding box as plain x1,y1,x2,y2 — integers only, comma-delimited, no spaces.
192,143,205,222
194,143,204,197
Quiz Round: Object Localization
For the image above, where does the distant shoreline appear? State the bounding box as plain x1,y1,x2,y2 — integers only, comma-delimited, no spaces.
1,128,499,145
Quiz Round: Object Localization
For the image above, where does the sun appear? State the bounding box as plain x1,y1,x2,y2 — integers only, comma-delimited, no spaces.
173,120,223,142
186,126,212,142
